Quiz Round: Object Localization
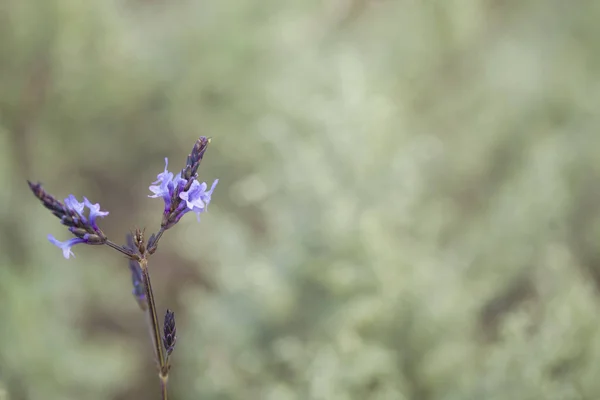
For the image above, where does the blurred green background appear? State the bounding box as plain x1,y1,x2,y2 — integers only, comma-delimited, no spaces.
1,0,600,399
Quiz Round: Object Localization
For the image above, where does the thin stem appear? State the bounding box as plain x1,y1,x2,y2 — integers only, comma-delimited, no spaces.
140,258,166,370
160,375,169,400
105,239,138,259
154,227,165,244
148,227,165,254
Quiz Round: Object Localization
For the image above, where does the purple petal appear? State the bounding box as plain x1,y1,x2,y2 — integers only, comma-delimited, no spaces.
148,184,166,198
83,197,109,229
207,179,218,195
178,178,218,221
173,173,186,192
179,180,206,211
149,158,175,201
48,234,86,259
64,194,85,218
202,179,218,208
152,158,173,184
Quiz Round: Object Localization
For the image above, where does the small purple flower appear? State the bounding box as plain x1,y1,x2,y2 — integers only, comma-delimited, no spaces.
47,194,109,258
149,158,186,211
83,197,109,230
61,194,109,229
64,194,85,219
149,158,174,200
179,179,218,221
47,234,88,259
149,156,218,226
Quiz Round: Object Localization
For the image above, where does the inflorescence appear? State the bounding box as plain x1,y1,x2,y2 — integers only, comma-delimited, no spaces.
28,136,217,400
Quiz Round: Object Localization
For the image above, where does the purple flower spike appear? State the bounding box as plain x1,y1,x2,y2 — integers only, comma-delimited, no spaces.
27,184,110,258
48,234,87,259
148,137,217,230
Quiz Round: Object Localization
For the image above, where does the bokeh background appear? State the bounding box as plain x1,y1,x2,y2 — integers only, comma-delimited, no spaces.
1,0,600,399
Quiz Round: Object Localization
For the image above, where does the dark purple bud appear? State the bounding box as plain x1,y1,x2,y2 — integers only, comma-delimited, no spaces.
83,233,105,244
182,136,211,181
124,233,138,254
147,233,156,250
125,234,147,310
129,260,147,311
163,309,177,357
68,227,89,237
28,181,67,217
134,228,146,254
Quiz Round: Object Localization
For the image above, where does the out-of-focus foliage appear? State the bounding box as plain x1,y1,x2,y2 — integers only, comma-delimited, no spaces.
1,0,600,399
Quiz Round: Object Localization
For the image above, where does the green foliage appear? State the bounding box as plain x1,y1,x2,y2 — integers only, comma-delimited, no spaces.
1,0,600,399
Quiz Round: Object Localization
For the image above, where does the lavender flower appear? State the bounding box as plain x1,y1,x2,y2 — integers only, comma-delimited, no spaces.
83,197,110,231
149,158,186,213
163,309,177,357
64,194,85,217
179,179,218,221
47,235,88,259
28,182,109,258
149,137,218,229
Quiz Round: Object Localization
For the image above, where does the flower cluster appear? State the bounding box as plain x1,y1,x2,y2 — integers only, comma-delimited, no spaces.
28,182,109,258
149,158,218,227
149,137,218,230
29,136,218,259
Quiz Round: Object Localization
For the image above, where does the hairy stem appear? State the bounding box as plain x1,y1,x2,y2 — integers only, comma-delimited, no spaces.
140,258,167,373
